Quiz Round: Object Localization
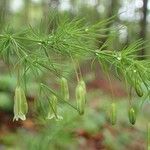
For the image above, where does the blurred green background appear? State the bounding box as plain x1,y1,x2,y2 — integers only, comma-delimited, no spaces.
0,0,150,150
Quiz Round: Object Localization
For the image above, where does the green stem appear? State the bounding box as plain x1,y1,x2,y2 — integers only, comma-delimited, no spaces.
40,83,78,111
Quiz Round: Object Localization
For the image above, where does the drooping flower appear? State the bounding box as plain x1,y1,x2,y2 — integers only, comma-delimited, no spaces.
76,81,86,115
78,80,86,102
13,86,28,121
109,103,117,125
60,77,69,101
47,95,63,121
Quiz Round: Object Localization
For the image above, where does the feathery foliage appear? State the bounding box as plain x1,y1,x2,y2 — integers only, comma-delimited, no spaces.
0,15,149,121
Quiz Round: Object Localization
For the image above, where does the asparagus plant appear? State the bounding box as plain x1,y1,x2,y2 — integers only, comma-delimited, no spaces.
0,16,149,122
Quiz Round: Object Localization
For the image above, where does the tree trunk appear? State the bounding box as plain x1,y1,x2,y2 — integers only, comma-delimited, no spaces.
107,0,118,19
100,0,119,48
43,0,60,33
0,0,9,29
24,0,30,24
138,0,148,59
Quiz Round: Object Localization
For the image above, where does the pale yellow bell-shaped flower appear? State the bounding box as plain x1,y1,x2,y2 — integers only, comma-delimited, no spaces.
76,81,86,115
13,86,28,121
47,95,63,121
60,77,69,101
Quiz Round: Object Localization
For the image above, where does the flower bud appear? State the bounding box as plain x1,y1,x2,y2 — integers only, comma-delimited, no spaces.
47,95,63,121
76,83,86,115
109,103,117,125
13,86,28,121
60,77,69,101
135,84,143,97
128,107,136,125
